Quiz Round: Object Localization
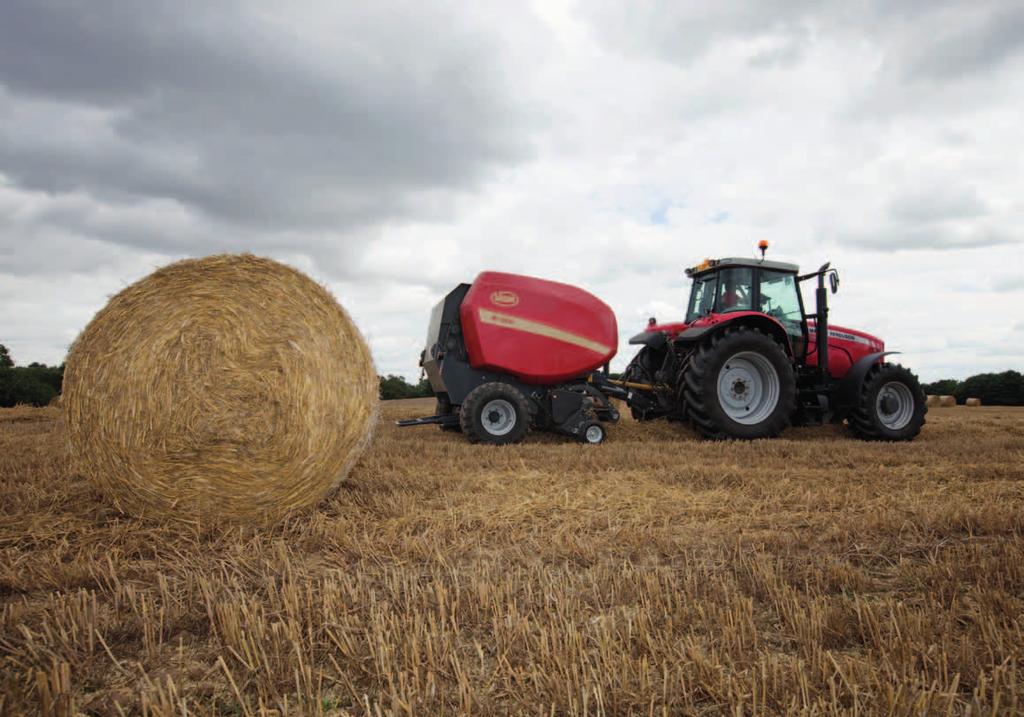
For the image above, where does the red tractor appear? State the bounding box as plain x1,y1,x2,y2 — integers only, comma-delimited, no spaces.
620,251,926,440
400,248,927,444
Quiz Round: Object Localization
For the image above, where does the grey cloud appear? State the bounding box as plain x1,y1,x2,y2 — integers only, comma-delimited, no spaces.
888,185,988,223
583,1,1024,84
0,0,536,234
994,276,1024,292
839,225,1017,251
903,3,1024,80
837,182,1017,251
747,35,807,69
583,0,816,66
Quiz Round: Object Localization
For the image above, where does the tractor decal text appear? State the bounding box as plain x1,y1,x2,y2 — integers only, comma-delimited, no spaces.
809,327,873,346
478,308,612,355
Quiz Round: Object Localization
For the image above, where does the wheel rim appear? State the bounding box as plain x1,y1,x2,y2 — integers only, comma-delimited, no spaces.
716,351,781,425
876,381,914,430
585,424,603,443
481,398,517,436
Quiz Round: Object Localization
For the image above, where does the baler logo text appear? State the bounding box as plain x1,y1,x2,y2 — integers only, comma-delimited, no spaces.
490,290,520,307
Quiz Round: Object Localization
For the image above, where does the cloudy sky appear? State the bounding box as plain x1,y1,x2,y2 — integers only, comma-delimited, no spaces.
1,0,1022,382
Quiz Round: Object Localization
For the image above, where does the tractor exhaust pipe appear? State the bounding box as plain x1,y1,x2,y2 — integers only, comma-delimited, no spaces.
816,262,830,380
799,262,838,381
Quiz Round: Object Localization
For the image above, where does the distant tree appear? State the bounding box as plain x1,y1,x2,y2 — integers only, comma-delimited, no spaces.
921,378,960,396
0,348,64,406
954,370,1024,406
379,374,433,400
0,369,57,407
25,364,64,395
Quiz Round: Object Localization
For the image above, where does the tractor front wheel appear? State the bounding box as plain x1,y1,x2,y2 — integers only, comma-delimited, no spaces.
459,382,531,445
847,364,926,441
683,326,795,439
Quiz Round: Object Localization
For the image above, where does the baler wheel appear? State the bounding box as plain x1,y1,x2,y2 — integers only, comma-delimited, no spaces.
459,382,531,445
580,422,605,445
847,363,927,441
682,326,795,439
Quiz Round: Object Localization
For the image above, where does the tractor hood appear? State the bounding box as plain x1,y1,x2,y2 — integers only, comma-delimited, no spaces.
809,320,884,352
631,316,885,381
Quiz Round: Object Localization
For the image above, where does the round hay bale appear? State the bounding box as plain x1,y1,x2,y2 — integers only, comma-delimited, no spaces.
939,395,957,407
925,394,941,408
62,254,379,523
965,397,982,407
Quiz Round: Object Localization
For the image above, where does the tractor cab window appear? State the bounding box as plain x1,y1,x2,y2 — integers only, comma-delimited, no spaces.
685,274,717,323
758,270,802,337
716,267,753,314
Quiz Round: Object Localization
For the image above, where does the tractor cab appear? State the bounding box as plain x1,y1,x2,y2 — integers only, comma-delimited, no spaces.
682,256,808,357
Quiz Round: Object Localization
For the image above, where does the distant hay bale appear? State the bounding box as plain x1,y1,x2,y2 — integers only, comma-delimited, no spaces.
925,394,941,407
48,394,62,407
965,398,982,407
939,395,957,407
62,254,379,523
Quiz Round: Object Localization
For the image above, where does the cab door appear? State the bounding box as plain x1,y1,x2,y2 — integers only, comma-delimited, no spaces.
755,269,807,359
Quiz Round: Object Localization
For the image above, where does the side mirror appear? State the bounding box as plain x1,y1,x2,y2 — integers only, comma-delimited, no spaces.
829,272,840,294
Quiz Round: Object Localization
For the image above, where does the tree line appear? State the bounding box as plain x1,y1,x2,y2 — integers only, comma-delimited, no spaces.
3,342,1020,407
921,370,1024,406
0,345,64,407
0,343,436,406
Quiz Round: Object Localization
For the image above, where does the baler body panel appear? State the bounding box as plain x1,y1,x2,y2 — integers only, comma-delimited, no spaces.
806,321,884,379
460,271,618,385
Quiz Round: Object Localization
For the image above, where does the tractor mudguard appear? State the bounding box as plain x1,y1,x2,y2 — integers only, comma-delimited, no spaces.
675,314,794,356
835,351,898,413
674,325,712,342
628,330,667,348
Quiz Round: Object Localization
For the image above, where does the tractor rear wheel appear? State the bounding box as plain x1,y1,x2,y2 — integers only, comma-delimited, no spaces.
683,326,795,439
623,347,661,421
847,363,926,441
459,382,531,445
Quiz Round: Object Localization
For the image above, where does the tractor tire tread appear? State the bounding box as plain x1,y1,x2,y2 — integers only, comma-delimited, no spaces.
846,363,927,442
681,326,795,440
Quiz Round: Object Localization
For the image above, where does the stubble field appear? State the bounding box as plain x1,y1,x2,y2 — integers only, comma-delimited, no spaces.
1,400,1023,716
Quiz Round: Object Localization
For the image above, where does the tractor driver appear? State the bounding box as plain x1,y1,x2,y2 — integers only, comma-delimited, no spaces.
718,268,752,313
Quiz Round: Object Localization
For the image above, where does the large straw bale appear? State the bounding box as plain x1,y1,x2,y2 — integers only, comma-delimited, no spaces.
965,398,982,407
925,394,941,408
939,395,957,407
62,254,378,523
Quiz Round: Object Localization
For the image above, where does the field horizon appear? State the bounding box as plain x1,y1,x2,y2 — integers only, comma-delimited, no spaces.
2,400,1022,715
